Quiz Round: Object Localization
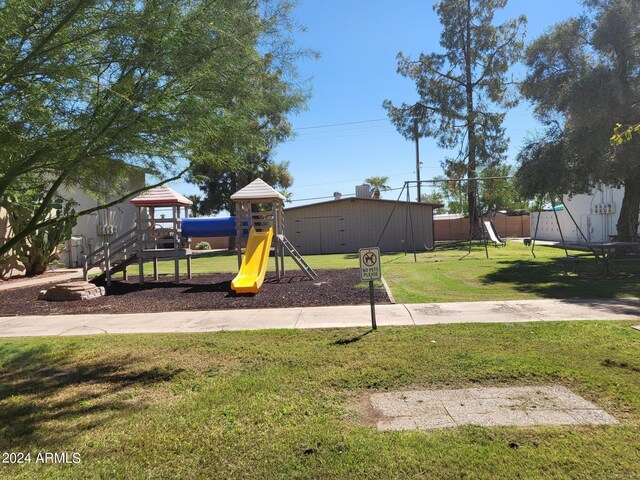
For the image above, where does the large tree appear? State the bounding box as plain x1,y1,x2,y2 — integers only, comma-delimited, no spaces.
384,0,525,238
518,0,640,240
0,0,308,259
189,158,294,215
479,164,530,214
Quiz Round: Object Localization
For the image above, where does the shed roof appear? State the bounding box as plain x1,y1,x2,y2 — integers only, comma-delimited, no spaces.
130,185,193,207
230,178,285,202
284,196,443,212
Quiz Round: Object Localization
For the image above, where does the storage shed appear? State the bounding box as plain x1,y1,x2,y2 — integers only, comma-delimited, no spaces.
284,197,440,255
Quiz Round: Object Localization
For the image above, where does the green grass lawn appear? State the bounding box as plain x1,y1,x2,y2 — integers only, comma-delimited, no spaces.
382,242,640,303
116,242,640,303
1,322,639,479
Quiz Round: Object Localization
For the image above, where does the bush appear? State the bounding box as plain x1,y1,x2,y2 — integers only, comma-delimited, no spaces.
194,241,211,250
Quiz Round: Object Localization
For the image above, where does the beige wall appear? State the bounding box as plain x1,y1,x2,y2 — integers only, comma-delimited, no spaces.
285,199,435,255
1,169,146,277
58,169,144,267
434,215,530,241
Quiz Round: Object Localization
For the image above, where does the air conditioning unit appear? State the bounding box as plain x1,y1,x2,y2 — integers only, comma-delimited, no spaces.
355,184,371,198
97,224,118,236
592,203,616,215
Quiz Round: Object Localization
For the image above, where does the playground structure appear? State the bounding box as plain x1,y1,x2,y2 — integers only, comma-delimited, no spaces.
82,179,316,293
229,179,316,292
82,185,194,285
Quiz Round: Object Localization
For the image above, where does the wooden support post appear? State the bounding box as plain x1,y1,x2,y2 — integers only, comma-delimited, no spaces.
173,206,179,284
280,242,285,276
139,257,144,285
105,243,112,286
136,207,144,284
123,247,128,281
273,202,280,280
149,207,155,251
82,255,88,281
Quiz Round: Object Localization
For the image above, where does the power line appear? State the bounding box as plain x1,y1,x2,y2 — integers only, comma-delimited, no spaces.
295,171,414,188
404,176,512,184
293,118,388,131
289,193,354,203
289,186,406,203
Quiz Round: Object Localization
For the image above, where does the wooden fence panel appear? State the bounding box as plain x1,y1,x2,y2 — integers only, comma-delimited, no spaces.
434,215,530,241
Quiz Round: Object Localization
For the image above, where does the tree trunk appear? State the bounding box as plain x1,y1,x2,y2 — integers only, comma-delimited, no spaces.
464,0,482,240
24,251,48,276
616,177,640,241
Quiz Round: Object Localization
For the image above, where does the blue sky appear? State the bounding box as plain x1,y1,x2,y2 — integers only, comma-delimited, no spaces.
174,0,584,208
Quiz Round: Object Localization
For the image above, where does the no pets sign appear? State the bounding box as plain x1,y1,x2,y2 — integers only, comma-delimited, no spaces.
359,247,381,281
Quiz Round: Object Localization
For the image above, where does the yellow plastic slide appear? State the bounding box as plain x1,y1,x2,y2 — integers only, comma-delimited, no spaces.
231,227,274,294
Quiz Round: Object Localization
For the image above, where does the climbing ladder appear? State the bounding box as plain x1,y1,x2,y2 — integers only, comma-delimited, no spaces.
277,234,317,280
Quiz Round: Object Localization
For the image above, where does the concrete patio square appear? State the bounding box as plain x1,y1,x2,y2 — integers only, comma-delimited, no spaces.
368,385,618,430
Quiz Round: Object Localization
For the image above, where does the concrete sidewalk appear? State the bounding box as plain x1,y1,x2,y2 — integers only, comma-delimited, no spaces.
0,269,87,291
0,298,638,338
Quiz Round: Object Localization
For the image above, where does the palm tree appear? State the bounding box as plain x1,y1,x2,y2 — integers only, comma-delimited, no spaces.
365,176,391,198
186,194,201,217
279,190,293,204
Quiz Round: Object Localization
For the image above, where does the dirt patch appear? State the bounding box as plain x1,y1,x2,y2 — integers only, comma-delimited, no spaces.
0,269,389,316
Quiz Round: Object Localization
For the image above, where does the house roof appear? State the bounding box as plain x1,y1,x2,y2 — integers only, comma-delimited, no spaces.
230,178,285,202
130,185,193,207
284,196,443,212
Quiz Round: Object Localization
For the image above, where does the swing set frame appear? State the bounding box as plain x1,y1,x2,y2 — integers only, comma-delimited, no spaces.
376,176,513,261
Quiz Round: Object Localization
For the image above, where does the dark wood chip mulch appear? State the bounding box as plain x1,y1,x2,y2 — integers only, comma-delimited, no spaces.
0,269,389,316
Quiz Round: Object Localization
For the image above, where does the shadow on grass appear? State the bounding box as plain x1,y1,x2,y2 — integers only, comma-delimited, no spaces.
482,258,640,300
330,329,373,345
191,250,236,259
0,343,183,450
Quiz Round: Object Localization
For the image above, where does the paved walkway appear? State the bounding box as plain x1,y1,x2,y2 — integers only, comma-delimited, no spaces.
0,269,90,291
0,298,638,338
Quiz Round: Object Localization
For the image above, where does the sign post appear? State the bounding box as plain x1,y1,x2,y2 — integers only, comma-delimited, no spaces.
359,247,381,330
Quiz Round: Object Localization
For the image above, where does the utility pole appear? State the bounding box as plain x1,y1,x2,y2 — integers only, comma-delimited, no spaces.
414,117,421,202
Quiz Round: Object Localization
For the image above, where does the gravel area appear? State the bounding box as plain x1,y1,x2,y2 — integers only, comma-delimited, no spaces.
0,269,389,316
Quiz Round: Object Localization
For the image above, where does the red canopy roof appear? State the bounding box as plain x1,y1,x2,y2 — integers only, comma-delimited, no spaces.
130,186,193,207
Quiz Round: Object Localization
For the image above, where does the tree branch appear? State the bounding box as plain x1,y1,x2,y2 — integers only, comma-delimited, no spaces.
0,168,189,257
0,0,93,86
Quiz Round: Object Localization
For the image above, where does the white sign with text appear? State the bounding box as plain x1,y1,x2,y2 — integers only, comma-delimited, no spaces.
359,247,381,281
